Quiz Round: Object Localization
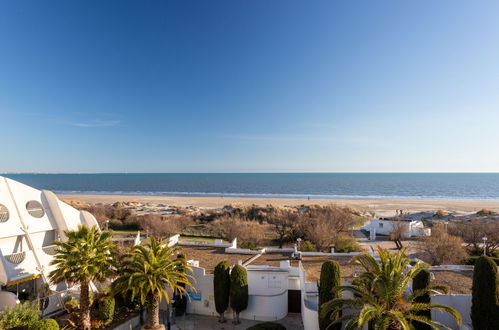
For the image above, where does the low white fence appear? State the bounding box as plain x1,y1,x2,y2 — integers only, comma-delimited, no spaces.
225,247,265,255
173,236,237,248
429,265,474,271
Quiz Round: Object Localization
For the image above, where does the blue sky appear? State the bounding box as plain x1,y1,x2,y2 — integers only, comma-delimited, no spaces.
1,1,499,173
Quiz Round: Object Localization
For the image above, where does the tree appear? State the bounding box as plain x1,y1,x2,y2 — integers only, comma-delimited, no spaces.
389,219,406,250
321,247,461,330
112,237,193,330
49,225,114,330
471,256,499,330
449,219,499,256
230,265,248,324
214,261,231,323
412,269,431,330
268,210,298,248
318,261,341,330
299,205,363,252
210,216,265,248
416,224,468,265
139,214,192,238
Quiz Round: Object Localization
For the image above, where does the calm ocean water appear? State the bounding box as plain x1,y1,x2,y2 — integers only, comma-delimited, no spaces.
2,173,499,201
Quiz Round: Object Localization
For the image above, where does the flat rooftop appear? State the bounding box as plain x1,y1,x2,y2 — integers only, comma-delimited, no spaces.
179,246,256,273
431,270,473,295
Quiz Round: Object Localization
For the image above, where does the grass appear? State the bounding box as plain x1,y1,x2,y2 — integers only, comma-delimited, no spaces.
179,235,228,243
110,229,140,236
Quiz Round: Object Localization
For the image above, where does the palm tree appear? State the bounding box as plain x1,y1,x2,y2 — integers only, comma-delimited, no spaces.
49,225,114,330
321,247,461,330
112,237,193,330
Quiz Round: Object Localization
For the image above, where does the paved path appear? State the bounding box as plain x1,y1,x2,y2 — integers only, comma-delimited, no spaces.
170,313,304,330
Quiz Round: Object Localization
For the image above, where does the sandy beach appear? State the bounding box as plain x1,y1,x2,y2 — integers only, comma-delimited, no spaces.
60,194,499,217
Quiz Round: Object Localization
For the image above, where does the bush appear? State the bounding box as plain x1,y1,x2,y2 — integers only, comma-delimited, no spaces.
246,322,286,330
318,261,341,330
334,235,362,253
0,301,41,329
434,210,447,218
477,208,496,216
214,261,231,322
98,296,115,325
471,256,499,329
230,265,248,324
31,318,59,330
300,240,316,252
466,256,499,266
412,269,431,330
64,296,79,312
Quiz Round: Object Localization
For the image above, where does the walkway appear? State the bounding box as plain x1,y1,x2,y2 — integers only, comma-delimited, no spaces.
170,313,304,330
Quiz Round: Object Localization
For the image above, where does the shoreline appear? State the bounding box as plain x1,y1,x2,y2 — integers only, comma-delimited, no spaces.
60,194,499,217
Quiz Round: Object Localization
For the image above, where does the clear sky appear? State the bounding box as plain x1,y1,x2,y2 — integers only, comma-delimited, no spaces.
1,1,499,173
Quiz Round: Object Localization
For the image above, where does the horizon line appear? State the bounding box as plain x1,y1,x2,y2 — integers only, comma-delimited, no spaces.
2,171,499,175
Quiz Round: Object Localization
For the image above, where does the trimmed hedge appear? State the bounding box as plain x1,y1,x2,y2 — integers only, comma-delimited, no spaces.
98,296,115,325
214,260,231,321
471,256,499,329
318,260,341,330
230,265,248,314
466,255,499,266
246,322,286,330
31,318,59,330
412,269,431,330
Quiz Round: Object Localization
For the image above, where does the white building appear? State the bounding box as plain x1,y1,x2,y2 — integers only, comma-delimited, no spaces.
177,260,299,322
0,176,99,313
362,218,430,239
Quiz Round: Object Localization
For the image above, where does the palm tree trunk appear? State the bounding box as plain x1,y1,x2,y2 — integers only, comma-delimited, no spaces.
146,292,161,329
80,280,91,330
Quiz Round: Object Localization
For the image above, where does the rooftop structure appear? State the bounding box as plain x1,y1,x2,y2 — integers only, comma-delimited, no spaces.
0,176,99,312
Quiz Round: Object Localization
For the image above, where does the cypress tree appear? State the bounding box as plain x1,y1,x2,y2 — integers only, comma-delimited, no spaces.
412,269,431,330
471,256,499,330
214,261,231,323
230,264,248,324
318,260,341,330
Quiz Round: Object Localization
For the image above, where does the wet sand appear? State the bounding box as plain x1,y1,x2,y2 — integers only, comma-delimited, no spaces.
60,194,499,217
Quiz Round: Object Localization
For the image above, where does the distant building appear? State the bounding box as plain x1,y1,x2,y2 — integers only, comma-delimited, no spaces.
0,176,99,314
362,218,430,239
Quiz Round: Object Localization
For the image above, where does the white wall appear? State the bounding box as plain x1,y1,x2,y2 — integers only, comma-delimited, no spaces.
298,265,319,330
432,295,472,330
184,263,290,322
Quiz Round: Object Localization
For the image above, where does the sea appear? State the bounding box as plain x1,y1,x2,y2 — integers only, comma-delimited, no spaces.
2,173,499,202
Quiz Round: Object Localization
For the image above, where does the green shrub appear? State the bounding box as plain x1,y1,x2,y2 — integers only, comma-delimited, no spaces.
98,286,111,298
334,235,362,253
98,296,115,325
466,255,499,266
246,322,286,330
300,240,316,252
214,261,231,322
230,264,248,324
471,256,499,329
412,269,431,330
64,296,79,312
31,318,59,330
0,301,41,329
318,261,341,330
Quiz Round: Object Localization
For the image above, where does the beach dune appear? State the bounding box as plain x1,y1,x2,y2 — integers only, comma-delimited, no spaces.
60,194,499,217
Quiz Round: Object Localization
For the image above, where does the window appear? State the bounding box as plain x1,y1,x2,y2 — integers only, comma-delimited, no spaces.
379,223,384,228
0,204,9,222
26,201,45,218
